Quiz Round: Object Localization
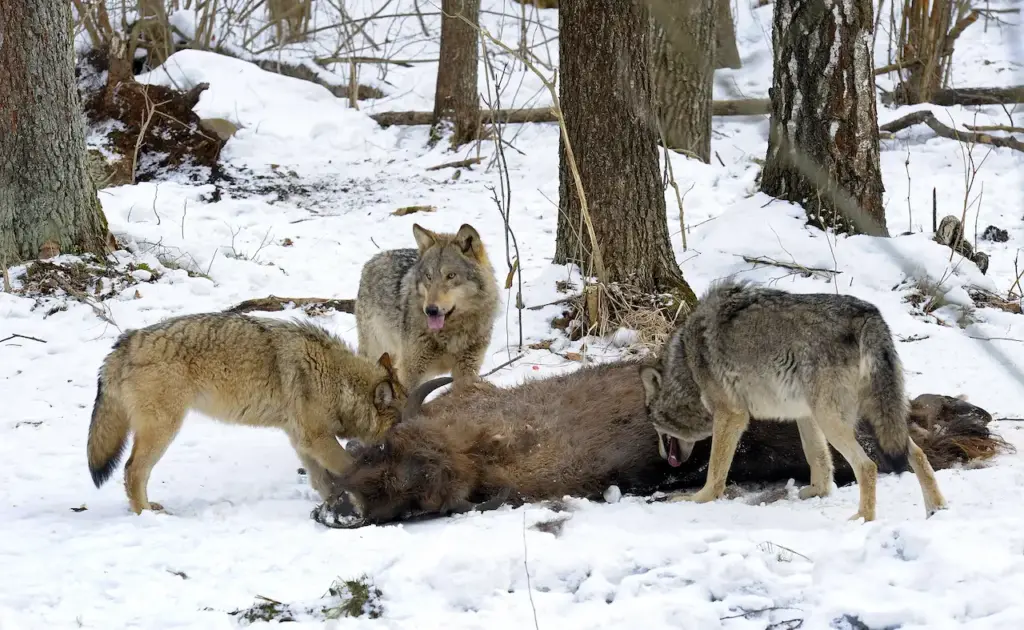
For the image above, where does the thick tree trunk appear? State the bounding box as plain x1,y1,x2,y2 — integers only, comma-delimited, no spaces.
0,1,111,263
760,0,888,237
432,0,481,147
554,0,691,299
649,0,717,162
714,0,743,70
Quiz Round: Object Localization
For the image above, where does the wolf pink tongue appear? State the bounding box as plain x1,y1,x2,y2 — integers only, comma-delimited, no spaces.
667,439,682,467
427,314,446,330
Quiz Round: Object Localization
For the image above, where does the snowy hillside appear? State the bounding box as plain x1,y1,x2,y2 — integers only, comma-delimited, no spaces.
3,0,1024,627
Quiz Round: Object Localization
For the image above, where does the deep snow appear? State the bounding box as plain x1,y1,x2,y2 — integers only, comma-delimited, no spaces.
4,0,1024,627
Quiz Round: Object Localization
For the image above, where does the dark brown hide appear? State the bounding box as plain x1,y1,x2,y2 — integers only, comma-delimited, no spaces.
316,360,1010,527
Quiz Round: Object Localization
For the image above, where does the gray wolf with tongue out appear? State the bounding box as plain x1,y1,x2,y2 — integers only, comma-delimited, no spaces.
638,279,948,523
355,222,500,394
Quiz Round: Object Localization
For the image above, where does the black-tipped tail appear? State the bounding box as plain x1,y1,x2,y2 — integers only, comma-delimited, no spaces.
87,376,130,488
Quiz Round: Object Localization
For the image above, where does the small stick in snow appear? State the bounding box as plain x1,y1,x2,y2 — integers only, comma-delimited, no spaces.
0,334,48,344
480,354,524,378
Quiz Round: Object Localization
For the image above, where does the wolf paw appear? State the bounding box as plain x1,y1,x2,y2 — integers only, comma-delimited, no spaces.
666,488,720,504
458,379,498,394
797,485,830,500
925,502,949,518
847,510,875,523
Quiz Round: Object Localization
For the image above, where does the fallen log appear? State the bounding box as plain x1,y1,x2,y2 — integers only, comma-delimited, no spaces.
369,99,771,128
312,359,1012,529
225,295,355,315
881,85,1024,108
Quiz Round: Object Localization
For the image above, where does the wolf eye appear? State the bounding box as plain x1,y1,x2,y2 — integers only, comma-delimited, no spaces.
446,272,456,280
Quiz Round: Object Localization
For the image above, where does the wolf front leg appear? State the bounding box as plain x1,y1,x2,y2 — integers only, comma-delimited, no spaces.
293,429,355,481
451,341,494,393
667,409,750,504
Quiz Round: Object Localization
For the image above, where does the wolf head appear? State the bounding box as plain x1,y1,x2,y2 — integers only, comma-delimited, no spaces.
637,340,714,468
411,223,493,332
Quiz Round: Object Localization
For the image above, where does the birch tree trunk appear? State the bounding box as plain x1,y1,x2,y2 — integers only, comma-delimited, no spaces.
554,0,694,302
432,0,481,147
0,0,111,263
759,0,888,237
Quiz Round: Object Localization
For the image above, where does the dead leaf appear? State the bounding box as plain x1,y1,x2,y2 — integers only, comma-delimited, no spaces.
528,340,553,350
133,289,142,299
504,258,520,289
70,504,88,512
565,352,582,362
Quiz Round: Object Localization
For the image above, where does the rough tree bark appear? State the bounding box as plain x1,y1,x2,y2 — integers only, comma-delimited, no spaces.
433,0,481,147
715,0,743,69
554,0,693,301
0,1,111,263
759,0,888,237
649,0,717,162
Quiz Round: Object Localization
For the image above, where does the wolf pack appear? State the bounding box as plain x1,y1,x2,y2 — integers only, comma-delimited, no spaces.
86,221,949,526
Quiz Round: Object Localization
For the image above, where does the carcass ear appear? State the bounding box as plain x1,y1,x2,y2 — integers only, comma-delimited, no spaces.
639,365,663,404
412,223,437,253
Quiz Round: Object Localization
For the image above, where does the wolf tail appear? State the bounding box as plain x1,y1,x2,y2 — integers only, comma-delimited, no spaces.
87,373,131,488
859,314,911,473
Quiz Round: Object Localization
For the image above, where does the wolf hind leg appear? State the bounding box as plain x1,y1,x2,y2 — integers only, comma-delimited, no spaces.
796,416,834,500
123,406,185,514
814,407,877,522
907,437,948,517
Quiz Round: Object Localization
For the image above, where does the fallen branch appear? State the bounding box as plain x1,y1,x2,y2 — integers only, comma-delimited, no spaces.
882,85,1024,107
0,334,48,344
225,296,355,314
964,123,1024,133
370,99,771,128
741,255,842,277
426,157,484,171
881,110,1024,153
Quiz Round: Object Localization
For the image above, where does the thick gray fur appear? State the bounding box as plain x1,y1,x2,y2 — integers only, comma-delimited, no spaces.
640,279,948,521
355,223,500,393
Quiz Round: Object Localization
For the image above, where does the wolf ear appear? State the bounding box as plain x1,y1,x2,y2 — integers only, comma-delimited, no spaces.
454,223,484,260
412,223,436,253
374,380,396,411
639,366,662,404
377,352,397,381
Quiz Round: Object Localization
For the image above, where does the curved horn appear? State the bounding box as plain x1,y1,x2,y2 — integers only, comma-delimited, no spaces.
402,376,454,421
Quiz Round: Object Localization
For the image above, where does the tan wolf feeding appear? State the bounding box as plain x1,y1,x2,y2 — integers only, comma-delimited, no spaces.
355,222,500,393
640,279,948,522
86,312,408,514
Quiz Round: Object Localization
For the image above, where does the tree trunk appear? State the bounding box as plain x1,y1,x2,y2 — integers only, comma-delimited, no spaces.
432,0,481,147
759,0,888,237
893,0,954,105
554,0,693,301
649,0,717,162
0,1,111,263
714,0,742,70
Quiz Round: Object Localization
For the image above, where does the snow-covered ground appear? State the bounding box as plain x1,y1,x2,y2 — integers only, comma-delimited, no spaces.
4,0,1024,626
